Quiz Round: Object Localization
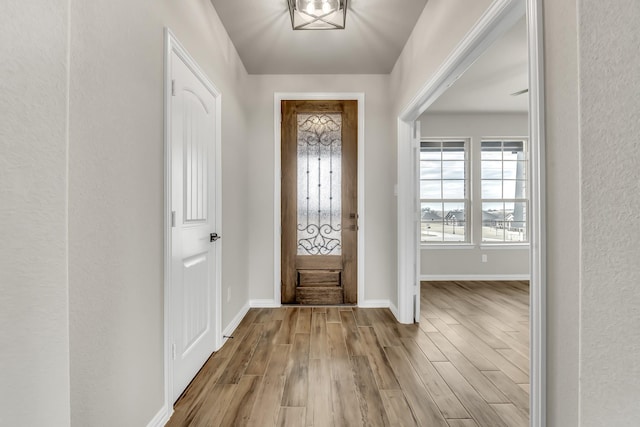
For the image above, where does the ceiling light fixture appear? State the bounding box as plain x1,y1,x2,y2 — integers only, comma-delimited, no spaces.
287,0,348,30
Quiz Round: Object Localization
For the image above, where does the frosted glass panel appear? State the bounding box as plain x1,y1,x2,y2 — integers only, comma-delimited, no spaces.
297,114,342,255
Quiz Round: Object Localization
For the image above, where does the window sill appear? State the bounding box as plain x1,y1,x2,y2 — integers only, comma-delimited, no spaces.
480,243,530,250
420,243,530,250
421,244,476,250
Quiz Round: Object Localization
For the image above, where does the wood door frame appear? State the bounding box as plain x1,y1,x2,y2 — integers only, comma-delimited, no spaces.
274,93,365,307
161,28,222,422
396,0,546,426
280,100,358,305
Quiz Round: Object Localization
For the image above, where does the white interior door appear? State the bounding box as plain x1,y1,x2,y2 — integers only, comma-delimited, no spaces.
170,50,219,402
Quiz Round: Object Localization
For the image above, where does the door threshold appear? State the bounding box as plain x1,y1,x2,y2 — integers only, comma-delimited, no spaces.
280,303,357,308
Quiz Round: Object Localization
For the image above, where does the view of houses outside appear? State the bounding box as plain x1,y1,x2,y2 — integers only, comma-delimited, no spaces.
420,205,527,243
420,204,466,242
420,139,528,244
480,140,527,243
420,140,469,243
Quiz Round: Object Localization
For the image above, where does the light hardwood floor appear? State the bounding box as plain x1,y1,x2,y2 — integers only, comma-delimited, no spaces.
167,281,530,427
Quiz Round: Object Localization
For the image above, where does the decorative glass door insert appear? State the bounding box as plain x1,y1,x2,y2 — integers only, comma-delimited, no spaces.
297,113,342,256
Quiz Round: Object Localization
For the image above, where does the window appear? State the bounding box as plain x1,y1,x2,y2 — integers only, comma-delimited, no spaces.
420,139,469,243
481,139,528,242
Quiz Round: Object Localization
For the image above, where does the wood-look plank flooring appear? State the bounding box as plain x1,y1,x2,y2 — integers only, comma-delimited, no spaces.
167,281,529,427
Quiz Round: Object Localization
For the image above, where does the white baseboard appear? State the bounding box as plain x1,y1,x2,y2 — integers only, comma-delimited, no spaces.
389,302,399,319
358,299,391,308
146,404,172,427
222,302,250,343
250,299,281,308
250,299,392,309
358,299,400,322
420,274,530,281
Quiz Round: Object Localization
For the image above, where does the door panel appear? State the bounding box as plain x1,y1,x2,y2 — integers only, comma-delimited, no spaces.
281,100,358,304
171,52,218,402
181,252,209,353
183,92,208,223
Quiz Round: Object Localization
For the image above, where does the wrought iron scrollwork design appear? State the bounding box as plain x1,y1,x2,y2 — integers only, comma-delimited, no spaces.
297,224,342,255
298,114,341,146
297,113,342,256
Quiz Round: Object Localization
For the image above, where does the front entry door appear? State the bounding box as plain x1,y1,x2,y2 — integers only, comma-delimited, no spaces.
170,50,220,401
281,100,358,304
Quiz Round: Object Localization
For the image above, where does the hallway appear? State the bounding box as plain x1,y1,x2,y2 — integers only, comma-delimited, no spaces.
167,281,529,426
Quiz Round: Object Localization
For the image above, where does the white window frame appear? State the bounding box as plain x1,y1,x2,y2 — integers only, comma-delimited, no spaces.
419,138,471,245
480,138,530,245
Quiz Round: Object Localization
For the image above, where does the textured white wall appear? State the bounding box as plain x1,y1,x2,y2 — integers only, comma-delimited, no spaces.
0,1,71,425
419,113,530,278
68,0,251,425
579,1,640,425
543,0,582,424
544,0,640,424
389,0,494,115
245,74,395,303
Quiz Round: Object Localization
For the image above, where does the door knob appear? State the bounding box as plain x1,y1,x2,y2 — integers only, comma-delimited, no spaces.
210,233,221,242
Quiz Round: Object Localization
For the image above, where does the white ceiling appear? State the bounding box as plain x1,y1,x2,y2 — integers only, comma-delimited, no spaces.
210,1,528,112
209,0,429,74
427,17,528,113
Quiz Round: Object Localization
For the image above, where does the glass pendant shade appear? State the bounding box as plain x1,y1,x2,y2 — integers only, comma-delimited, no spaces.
288,0,347,30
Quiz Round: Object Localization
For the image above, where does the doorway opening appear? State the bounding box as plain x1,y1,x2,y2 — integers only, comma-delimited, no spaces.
396,0,545,425
274,93,365,307
280,100,358,305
